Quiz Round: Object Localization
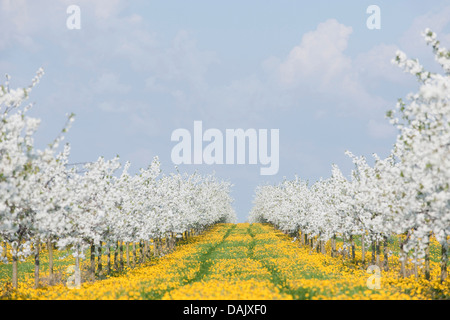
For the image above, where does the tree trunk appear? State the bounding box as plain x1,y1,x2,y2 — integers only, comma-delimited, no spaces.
47,237,54,285
74,244,81,288
165,236,170,252
400,253,406,278
107,243,111,275
12,244,18,289
114,242,119,271
413,246,419,278
371,241,376,264
97,241,103,276
139,241,144,263
331,234,336,258
342,236,347,259
132,242,136,267
90,242,96,280
350,235,355,261
153,239,159,257
171,234,175,251
3,242,7,259
34,239,40,289
376,239,381,267
316,237,321,253
89,241,95,280
361,233,365,265
424,245,430,280
126,242,130,268
399,231,409,278
119,241,124,271
144,240,149,260
383,236,389,271
424,233,431,280
441,241,448,283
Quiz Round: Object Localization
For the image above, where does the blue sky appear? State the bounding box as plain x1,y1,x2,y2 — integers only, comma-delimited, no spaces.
1,1,450,222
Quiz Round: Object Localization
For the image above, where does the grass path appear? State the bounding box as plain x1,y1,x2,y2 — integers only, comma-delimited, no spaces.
2,223,449,300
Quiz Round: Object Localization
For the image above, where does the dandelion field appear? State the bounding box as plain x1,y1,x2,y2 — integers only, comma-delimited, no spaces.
1,223,448,300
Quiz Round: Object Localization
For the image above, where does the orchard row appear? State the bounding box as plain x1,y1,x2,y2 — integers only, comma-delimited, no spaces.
250,29,450,282
0,69,236,289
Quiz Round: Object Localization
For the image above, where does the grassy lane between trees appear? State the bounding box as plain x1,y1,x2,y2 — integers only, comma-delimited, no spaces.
1,223,449,299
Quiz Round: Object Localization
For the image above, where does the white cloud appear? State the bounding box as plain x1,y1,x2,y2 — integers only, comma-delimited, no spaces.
276,19,353,87
263,19,390,117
